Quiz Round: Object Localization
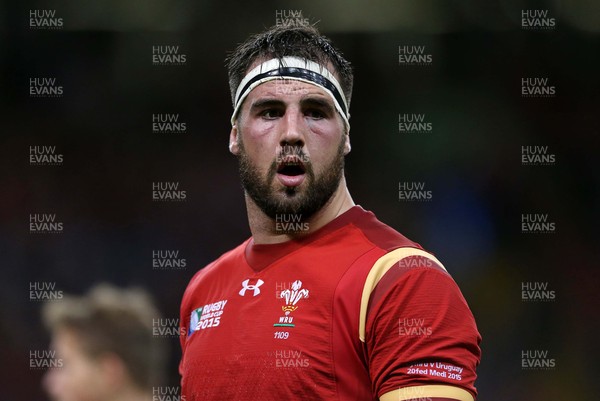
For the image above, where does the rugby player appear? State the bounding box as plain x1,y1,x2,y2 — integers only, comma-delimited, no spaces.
179,24,481,401
42,284,166,401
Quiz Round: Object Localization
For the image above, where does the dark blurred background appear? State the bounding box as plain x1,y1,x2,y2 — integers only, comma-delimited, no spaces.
1,0,599,400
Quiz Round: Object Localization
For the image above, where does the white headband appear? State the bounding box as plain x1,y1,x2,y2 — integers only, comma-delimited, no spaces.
230,57,350,130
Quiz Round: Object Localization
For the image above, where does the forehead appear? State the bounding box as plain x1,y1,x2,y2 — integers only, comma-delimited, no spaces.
245,79,332,102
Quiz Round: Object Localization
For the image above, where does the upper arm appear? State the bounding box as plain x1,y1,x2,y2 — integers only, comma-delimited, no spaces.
362,249,482,399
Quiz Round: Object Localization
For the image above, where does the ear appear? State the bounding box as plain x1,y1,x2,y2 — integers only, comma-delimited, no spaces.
229,125,240,155
343,128,351,155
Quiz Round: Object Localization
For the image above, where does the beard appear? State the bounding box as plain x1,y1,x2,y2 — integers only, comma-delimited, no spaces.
238,137,346,222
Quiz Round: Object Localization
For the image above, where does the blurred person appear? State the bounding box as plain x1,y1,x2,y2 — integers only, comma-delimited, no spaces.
180,25,481,401
42,284,166,401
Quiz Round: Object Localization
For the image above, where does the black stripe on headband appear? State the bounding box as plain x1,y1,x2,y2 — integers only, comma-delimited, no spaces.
236,66,348,117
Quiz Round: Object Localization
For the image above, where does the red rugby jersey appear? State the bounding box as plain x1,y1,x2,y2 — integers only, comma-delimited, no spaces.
179,206,481,400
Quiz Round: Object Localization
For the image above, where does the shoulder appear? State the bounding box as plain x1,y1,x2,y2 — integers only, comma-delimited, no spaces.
359,246,450,341
347,206,424,252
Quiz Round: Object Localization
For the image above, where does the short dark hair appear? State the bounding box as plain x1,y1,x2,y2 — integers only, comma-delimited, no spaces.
226,24,353,110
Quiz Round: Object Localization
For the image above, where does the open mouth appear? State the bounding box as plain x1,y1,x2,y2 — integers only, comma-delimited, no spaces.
276,157,307,187
277,155,306,176
277,162,305,176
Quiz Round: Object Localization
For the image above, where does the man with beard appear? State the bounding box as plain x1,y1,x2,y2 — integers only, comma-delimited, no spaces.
179,25,481,401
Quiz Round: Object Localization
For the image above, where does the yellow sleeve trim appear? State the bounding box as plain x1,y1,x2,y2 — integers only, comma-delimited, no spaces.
380,384,474,401
359,247,446,342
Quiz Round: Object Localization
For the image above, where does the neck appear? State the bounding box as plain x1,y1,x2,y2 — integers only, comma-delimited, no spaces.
245,177,355,245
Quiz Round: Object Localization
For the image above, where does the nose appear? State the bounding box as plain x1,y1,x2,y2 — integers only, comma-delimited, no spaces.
279,106,305,148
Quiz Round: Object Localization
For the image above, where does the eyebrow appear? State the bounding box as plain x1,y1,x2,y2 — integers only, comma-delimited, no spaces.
300,96,335,113
249,98,284,112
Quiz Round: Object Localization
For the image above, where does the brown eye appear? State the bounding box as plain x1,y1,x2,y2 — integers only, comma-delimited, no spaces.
305,109,325,119
260,109,283,119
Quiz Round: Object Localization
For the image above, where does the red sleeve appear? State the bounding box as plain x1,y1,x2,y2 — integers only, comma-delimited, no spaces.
365,256,481,399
